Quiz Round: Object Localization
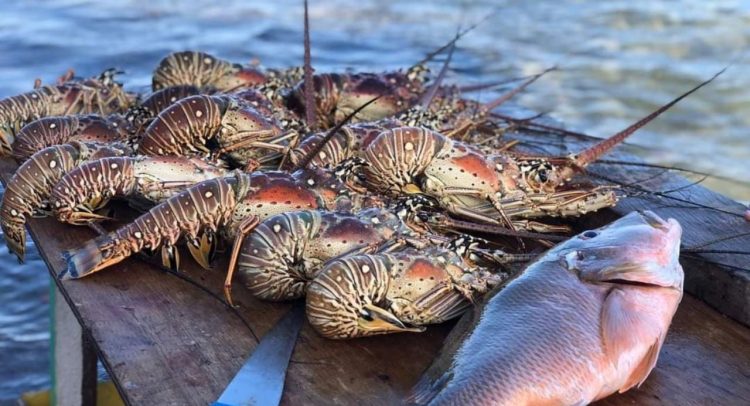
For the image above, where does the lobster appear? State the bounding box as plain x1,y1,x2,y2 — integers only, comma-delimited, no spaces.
361,72,723,232
1,141,130,262
152,51,267,93
49,155,228,226
279,66,555,171
225,195,439,304
0,68,135,155
73,97,391,275
285,65,430,130
138,84,203,118
59,160,379,279
11,112,145,163
306,245,511,339
137,94,295,168
283,21,533,133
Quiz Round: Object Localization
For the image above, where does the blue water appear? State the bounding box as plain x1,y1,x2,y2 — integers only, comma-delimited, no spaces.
1,0,748,401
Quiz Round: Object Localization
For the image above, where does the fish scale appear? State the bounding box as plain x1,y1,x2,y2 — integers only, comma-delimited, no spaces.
413,211,684,405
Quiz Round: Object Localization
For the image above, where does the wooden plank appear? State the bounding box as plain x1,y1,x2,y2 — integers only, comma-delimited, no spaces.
52,284,98,406
1,120,749,405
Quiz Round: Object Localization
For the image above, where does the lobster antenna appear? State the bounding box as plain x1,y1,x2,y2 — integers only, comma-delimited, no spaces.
459,75,537,93
572,66,727,169
414,11,494,68
683,231,750,252
418,39,456,110
303,0,316,129
589,171,745,218
432,216,568,241
593,159,750,185
480,65,557,113
292,95,382,171
491,111,593,140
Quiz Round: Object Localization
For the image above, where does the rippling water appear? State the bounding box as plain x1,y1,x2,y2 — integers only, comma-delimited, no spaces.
1,0,748,400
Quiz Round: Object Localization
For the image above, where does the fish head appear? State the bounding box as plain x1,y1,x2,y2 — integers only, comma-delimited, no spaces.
557,211,683,290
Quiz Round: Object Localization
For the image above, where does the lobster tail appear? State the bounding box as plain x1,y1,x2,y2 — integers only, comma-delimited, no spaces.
60,234,126,279
50,156,137,225
2,222,26,263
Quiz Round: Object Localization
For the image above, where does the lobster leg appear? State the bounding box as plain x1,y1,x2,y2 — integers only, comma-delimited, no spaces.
392,282,471,326
62,91,85,116
187,228,218,270
64,209,115,226
215,130,281,154
161,244,180,271
360,303,426,334
57,69,75,84
224,215,260,306
511,220,571,234
243,159,261,173
437,186,518,231
89,91,107,115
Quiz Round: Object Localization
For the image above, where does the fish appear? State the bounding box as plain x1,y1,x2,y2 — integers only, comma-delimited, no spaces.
409,210,684,406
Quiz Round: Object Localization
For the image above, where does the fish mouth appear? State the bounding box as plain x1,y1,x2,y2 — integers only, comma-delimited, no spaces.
639,211,682,240
637,211,683,273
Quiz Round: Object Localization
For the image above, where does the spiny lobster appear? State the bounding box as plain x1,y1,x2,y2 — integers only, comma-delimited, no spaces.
49,155,228,226
1,141,131,261
361,71,722,233
11,112,144,163
0,69,135,155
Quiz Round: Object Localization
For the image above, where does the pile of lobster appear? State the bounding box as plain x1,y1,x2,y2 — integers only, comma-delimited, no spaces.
0,38,717,340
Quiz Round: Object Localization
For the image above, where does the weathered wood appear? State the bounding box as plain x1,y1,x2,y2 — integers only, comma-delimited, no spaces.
53,285,98,406
1,121,749,405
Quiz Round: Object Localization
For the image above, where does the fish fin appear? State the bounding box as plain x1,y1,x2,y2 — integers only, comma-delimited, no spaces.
620,339,662,392
408,370,454,405
601,288,664,391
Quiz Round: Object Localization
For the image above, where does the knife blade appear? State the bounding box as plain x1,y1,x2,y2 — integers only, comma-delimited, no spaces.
213,302,305,406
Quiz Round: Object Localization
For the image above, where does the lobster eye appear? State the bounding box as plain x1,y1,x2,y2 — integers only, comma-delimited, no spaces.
581,230,598,239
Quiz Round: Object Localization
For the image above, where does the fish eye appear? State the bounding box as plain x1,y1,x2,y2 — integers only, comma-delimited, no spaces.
581,230,598,239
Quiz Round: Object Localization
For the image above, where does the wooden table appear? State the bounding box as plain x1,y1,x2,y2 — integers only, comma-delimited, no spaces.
2,124,749,405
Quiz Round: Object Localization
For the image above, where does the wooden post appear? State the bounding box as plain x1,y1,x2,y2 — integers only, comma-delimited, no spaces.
52,282,98,406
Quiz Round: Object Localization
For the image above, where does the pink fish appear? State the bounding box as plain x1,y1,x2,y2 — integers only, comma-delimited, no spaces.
410,211,684,405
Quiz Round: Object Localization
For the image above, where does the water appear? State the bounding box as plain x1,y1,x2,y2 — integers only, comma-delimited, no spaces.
0,0,748,400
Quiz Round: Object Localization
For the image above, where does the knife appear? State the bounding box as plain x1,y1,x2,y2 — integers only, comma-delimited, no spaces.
213,302,305,406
